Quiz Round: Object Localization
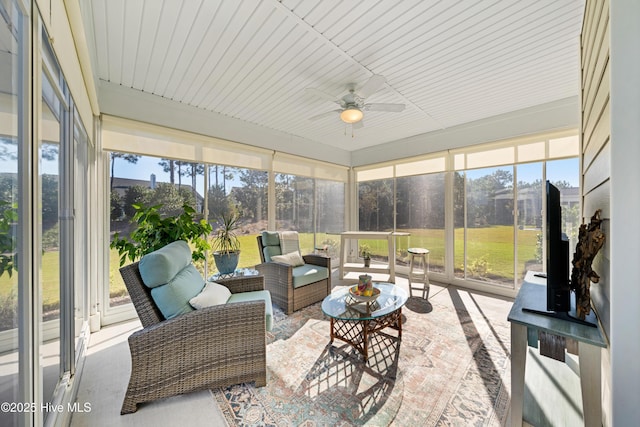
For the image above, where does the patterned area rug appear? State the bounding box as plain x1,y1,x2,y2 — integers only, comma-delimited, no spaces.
213,294,511,426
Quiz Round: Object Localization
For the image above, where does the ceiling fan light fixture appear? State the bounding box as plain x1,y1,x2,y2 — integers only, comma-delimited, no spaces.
340,107,363,124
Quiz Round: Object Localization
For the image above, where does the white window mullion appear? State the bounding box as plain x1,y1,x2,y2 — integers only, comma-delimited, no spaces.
513,166,518,290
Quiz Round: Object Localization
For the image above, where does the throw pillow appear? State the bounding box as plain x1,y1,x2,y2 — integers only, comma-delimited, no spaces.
189,282,232,309
270,251,305,267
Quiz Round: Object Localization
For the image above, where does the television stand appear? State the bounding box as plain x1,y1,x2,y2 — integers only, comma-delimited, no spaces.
508,273,606,427
521,307,598,328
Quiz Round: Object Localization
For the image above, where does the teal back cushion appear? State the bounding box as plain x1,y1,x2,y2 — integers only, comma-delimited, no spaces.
261,231,280,247
139,240,192,288
150,264,205,319
263,246,282,262
261,231,281,262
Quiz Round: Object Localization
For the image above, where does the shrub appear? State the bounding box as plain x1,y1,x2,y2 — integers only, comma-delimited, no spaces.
111,203,212,266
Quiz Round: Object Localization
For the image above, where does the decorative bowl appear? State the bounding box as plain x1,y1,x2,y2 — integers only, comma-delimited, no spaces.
349,286,380,303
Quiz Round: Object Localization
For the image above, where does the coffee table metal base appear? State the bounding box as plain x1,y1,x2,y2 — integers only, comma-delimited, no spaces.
329,308,402,361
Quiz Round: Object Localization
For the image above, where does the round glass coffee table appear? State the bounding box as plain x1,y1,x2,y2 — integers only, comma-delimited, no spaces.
321,283,408,361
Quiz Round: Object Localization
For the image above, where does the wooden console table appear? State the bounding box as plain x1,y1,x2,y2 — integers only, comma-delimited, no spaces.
508,272,607,427
338,231,408,282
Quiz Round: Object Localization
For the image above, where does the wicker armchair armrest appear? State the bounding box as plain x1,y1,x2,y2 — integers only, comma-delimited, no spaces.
303,254,331,269
255,261,294,312
215,275,265,293
256,261,293,277
128,299,266,353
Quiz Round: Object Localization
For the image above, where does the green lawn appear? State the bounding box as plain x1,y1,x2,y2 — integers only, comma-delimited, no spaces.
453,226,539,281
0,250,62,306
340,225,538,281
0,226,541,309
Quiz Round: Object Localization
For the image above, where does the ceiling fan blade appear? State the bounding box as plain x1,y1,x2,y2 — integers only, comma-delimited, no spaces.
357,74,386,98
365,103,406,112
305,87,339,103
308,109,341,121
352,120,364,130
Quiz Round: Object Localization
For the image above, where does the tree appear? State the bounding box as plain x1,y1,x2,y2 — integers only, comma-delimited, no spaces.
123,185,152,218
186,162,205,204
275,174,293,223
0,176,17,208
110,153,141,190
110,204,212,266
466,169,513,227
395,174,445,229
158,158,176,184
148,183,184,217
358,179,393,231
208,185,231,221
552,180,573,189
0,201,18,277
111,191,124,220
358,182,377,230
234,169,268,221
41,174,58,232
210,165,235,195
274,174,313,229
177,186,196,211
453,172,465,227
291,176,313,230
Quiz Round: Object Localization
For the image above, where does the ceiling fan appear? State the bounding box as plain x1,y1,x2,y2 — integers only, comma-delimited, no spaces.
306,75,405,127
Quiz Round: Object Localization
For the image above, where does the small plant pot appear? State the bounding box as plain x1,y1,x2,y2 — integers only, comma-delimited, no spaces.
213,251,240,274
364,257,371,268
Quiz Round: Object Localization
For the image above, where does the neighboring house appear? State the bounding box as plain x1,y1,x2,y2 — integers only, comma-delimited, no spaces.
111,174,205,213
490,186,579,227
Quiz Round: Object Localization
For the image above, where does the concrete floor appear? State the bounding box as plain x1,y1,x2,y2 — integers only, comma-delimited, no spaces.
70,270,583,427
70,318,227,427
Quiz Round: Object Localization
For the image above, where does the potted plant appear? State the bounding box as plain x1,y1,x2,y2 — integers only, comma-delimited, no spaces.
111,203,212,266
360,244,371,268
212,210,241,274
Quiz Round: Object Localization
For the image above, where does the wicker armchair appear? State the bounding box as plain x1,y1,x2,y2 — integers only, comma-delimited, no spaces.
118,262,267,414
255,232,331,314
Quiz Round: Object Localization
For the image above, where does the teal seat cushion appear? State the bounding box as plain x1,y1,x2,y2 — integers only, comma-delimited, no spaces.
150,264,205,319
139,240,192,288
292,265,329,289
227,290,274,331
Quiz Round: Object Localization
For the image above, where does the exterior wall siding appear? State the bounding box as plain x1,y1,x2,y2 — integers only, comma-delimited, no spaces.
581,0,610,425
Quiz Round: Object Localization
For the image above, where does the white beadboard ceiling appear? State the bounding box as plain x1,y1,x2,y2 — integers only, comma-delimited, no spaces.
82,0,585,153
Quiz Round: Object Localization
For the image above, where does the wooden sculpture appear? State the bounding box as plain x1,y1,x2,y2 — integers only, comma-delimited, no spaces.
570,209,605,319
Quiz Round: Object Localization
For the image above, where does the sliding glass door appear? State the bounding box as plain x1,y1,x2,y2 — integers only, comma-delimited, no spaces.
39,68,63,411
358,135,579,291
0,2,25,425
456,166,515,286
0,3,91,425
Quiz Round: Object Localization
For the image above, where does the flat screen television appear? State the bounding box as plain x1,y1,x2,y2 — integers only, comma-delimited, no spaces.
523,181,595,327
545,180,571,312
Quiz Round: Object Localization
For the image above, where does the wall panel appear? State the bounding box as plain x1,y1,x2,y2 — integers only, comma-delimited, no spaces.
583,62,610,145
581,0,610,424
582,140,610,194
583,103,609,168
